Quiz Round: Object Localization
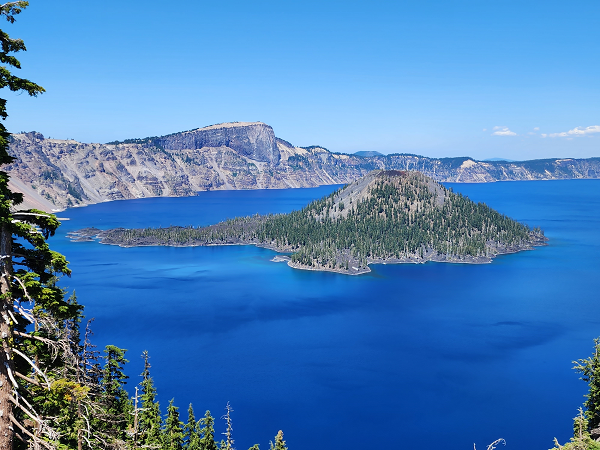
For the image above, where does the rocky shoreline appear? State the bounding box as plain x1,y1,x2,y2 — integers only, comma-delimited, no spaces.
281,238,546,275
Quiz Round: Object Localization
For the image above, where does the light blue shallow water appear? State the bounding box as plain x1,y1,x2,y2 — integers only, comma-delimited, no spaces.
50,180,600,450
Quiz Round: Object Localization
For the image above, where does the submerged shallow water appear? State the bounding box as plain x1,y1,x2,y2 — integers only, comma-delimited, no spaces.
50,180,600,450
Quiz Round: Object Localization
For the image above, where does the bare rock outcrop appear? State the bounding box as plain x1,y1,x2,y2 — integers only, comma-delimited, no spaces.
149,122,280,165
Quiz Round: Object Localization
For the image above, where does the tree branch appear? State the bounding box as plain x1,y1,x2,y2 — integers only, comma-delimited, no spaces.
8,394,41,425
11,347,50,387
11,212,52,219
9,415,54,450
14,370,41,387
14,330,54,345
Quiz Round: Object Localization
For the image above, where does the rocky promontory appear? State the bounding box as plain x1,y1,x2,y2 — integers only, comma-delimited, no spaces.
119,122,280,165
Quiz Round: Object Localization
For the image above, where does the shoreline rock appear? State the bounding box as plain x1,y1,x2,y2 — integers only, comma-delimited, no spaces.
67,228,547,275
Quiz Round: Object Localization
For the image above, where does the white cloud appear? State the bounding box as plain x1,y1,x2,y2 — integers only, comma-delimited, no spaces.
482,128,487,132
492,126,517,136
546,125,600,138
567,125,600,136
533,127,540,131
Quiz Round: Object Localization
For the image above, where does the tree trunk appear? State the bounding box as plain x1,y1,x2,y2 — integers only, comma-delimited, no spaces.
0,224,14,449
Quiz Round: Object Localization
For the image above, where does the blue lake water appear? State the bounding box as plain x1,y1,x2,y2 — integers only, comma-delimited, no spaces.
50,180,600,450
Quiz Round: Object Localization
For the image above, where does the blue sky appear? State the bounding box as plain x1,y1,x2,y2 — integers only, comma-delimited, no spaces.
3,0,599,160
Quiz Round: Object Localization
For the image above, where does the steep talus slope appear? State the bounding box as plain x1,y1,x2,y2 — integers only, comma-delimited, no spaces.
5,122,600,211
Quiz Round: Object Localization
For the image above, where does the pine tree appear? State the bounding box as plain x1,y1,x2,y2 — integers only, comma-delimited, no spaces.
269,431,288,450
139,350,163,448
199,410,218,450
221,402,234,450
574,338,600,430
185,403,201,450
553,338,600,450
551,408,600,450
164,398,185,450
100,345,133,443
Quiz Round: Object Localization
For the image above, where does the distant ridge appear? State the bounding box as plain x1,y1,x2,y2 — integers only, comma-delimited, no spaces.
6,122,600,211
484,157,517,162
354,151,384,157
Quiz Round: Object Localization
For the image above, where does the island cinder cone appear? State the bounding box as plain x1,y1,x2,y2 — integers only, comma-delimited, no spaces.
69,170,547,275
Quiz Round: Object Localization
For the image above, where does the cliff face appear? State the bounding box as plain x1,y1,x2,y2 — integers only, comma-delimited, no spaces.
5,122,600,211
152,122,280,165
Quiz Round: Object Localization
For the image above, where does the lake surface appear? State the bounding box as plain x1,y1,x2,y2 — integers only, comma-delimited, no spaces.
51,180,600,450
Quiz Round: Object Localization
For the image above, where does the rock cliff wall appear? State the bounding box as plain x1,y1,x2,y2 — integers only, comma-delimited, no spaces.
5,122,600,211
151,122,280,165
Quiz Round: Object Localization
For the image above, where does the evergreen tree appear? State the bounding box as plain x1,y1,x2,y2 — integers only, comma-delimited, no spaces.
185,403,201,450
140,350,163,448
164,398,185,450
269,431,288,450
551,408,600,450
221,402,234,450
100,345,133,442
553,339,600,450
199,410,218,450
574,338,600,430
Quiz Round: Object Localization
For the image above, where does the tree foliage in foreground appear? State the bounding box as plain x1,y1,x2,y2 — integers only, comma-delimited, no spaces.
552,338,600,450
0,1,81,448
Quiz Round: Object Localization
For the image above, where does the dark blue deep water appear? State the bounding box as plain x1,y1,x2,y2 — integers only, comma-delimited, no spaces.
50,180,600,450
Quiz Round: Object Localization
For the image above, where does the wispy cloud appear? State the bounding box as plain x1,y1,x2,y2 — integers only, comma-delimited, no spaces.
542,125,600,138
492,126,517,136
566,125,600,135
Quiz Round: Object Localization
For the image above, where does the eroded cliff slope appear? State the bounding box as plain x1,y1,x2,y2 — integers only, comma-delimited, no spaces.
6,121,600,211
